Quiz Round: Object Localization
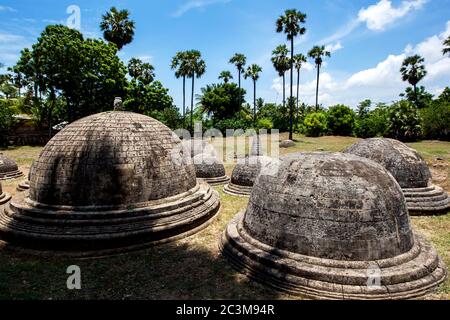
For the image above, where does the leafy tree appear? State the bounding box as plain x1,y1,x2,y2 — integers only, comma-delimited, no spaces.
308,45,331,111
243,64,262,125
421,88,450,140
218,70,233,83
356,99,371,119
185,50,206,133
303,112,327,137
443,35,450,56
199,83,245,124
326,105,356,136
257,102,289,132
100,7,135,50
386,100,422,141
276,9,307,141
400,86,432,109
293,53,307,124
125,80,174,114
0,100,18,146
271,44,290,107
400,55,427,106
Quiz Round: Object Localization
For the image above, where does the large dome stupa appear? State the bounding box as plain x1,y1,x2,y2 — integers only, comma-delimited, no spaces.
220,152,446,299
0,154,23,180
0,109,220,256
345,138,450,215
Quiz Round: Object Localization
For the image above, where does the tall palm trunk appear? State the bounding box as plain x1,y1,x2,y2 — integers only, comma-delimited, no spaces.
289,38,294,141
182,76,186,117
253,79,256,125
191,74,195,134
238,68,241,111
315,65,320,111
282,74,285,107
413,83,418,106
296,67,300,126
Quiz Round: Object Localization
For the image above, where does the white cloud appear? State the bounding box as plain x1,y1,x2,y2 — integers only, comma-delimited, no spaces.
172,0,231,17
137,55,153,63
0,32,24,43
325,41,343,53
358,0,427,31
0,6,16,12
272,21,450,107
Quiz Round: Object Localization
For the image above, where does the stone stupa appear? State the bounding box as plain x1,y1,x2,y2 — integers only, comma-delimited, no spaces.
345,138,450,215
0,99,220,256
193,153,229,186
0,154,23,180
223,156,275,197
0,182,11,205
220,152,447,299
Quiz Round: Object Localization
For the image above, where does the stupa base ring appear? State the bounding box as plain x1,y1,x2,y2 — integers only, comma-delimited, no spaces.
0,170,23,181
0,192,11,205
0,182,221,258
223,183,252,197
219,211,447,300
16,180,30,192
403,185,450,216
200,176,230,186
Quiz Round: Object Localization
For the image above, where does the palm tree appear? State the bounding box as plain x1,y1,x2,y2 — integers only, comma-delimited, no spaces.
243,64,262,125
185,50,206,133
271,44,290,108
218,70,233,83
443,35,450,56
229,53,246,108
140,63,155,85
293,53,307,124
276,9,306,140
400,55,427,105
308,45,331,111
100,7,135,50
128,58,143,80
171,51,190,117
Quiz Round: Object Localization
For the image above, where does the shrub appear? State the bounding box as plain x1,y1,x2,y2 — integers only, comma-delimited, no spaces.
355,104,389,138
303,112,327,137
386,100,422,142
326,104,355,136
257,118,273,130
421,101,450,140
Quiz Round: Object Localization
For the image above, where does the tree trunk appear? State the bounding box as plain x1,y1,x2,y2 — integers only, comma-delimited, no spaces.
253,79,256,125
238,68,241,111
315,65,320,111
413,83,418,106
182,76,186,118
296,68,300,127
289,37,294,141
191,74,195,134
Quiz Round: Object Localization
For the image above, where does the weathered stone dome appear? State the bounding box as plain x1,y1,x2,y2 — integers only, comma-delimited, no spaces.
0,111,220,256
220,152,446,299
193,153,229,185
0,154,23,180
223,156,275,197
0,182,11,205
345,138,450,215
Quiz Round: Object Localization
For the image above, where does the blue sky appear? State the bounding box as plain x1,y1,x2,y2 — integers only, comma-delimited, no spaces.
0,0,449,110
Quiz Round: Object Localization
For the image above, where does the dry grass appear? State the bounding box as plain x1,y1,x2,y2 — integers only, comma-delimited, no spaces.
0,136,449,300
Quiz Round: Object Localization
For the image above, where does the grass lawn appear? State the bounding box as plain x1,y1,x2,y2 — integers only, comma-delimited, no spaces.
0,135,449,300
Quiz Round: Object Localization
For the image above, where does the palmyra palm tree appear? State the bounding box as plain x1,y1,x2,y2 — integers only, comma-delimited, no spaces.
400,55,427,106
271,44,290,108
171,51,190,117
308,45,331,111
276,9,306,140
293,53,307,123
243,64,262,124
443,35,450,56
229,53,246,108
100,7,135,50
185,50,206,133
218,70,233,83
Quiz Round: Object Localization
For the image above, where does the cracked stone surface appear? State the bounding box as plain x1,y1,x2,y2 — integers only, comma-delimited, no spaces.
280,140,295,148
0,111,220,255
220,152,447,299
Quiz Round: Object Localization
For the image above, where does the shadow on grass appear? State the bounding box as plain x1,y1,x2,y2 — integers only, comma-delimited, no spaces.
0,239,281,300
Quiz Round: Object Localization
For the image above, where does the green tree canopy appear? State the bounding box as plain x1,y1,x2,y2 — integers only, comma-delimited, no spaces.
100,7,135,50
326,104,356,136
